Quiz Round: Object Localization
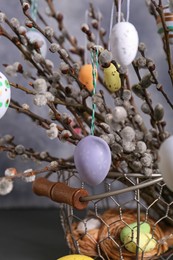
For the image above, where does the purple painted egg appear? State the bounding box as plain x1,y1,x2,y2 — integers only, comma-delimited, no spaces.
74,136,111,186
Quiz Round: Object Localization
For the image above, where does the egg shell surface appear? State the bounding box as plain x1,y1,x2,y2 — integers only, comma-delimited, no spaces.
110,22,139,67
74,135,111,186
0,72,11,119
58,255,93,260
120,222,150,243
77,218,101,233
124,232,156,253
103,63,121,92
158,135,173,191
26,30,47,58
78,64,95,92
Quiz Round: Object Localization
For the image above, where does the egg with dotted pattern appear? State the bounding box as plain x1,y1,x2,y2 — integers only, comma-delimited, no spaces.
158,135,173,191
0,72,11,119
74,135,111,186
103,63,121,92
110,22,139,67
58,255,93,260
26,30,47,58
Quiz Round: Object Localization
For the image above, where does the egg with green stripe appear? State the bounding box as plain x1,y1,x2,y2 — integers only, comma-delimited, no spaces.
157,13,173,44
0,72,11,119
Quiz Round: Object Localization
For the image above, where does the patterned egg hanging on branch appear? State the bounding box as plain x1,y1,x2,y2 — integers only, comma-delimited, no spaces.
110,22,139,67
103,63,121,92
0,72,11,119
156,12,173,44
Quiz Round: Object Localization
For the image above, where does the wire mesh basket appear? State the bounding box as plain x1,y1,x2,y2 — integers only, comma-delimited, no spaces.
33,168,173,260
59,173,173,259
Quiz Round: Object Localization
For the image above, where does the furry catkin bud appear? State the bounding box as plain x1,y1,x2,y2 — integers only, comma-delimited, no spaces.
33,94,47,106
49,43,60,53
33,78,47,93
112,106,127,123
120,126,135,141
0,178,13,195
10,17,20,28
140,74,152,89
141,102,151,114
44,26,54,38
15,145,25,154
154,104,164,121
99,50,112,68
0,12,6,23
132,84,145,99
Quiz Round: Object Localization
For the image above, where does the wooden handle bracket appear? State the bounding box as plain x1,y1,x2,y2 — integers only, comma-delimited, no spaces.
32,177,89,210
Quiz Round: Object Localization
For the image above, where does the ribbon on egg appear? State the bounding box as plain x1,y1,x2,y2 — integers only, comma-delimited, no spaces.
109,0,139,67
74,47,112,186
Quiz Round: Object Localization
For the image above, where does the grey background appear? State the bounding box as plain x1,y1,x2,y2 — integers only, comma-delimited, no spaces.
0,0,173,208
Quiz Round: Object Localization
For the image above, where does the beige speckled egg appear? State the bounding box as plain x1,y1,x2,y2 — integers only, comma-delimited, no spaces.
124,232,157,253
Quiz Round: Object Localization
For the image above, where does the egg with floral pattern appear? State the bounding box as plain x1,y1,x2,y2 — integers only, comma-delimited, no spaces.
0,72,11,119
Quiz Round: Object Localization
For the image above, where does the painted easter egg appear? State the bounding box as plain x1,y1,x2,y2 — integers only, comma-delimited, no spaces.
74,135,111,186
110,22,139,67
158,135,173,191
77,218,101,233
157,13,173,44
78,64,95,92
0,72,11,119
124,231,156,253
103,63,121,92
120,222,151,243
58,255,93,260
26,30,47,58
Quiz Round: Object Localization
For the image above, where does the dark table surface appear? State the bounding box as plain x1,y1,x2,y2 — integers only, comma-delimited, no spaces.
0,209,69,260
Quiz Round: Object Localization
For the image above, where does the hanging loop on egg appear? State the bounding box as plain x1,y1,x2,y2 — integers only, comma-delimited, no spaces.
108,0,131,50
117,0,131,23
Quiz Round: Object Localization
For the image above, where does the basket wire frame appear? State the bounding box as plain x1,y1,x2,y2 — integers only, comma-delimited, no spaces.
57,170,173,260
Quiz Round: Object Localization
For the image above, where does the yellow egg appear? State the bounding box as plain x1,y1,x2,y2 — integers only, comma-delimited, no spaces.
124,232,157,253
78,64,94,92
57,255,93,260
103,63,121,92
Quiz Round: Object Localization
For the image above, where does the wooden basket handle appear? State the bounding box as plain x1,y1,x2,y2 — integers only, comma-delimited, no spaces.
32,177,89,210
